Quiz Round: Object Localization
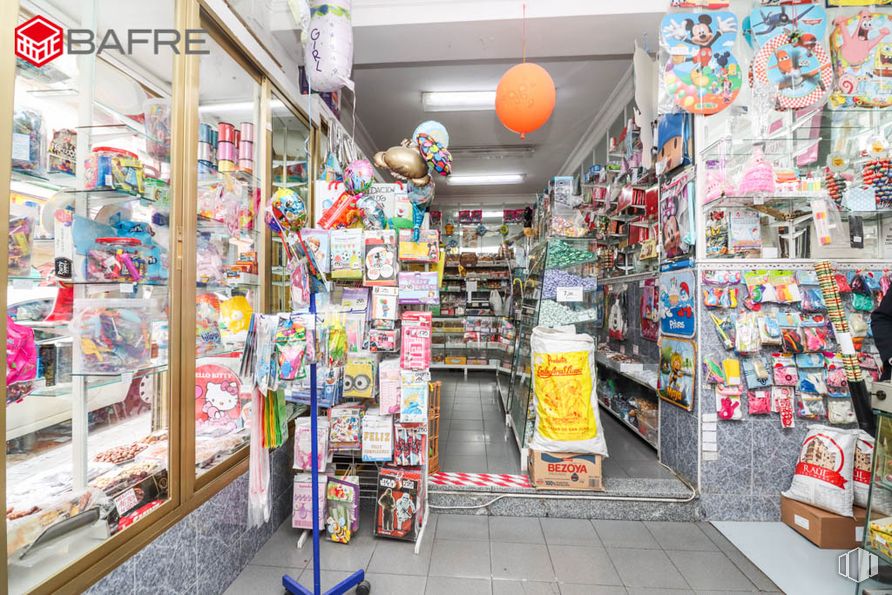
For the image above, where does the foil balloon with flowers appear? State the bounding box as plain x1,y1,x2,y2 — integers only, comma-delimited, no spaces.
344,159,374,195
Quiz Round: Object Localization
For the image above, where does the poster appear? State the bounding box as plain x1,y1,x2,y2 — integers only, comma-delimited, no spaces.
750,4,832,111
660,11,741,115
607,285,628,341
640,278,659,342
195,364,245,435
660,269,697,338
829,11,892,108
658,336,696,411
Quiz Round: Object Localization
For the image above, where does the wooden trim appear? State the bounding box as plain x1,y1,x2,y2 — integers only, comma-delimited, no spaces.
0,0,18,587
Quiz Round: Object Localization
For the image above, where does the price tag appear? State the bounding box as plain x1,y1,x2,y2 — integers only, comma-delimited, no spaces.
113,488,140,516
632,345,639,355
119,283,135,293
466,281,478,293
556,286,583,302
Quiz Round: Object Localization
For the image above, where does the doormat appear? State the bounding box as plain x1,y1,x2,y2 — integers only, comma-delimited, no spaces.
429,472,532,489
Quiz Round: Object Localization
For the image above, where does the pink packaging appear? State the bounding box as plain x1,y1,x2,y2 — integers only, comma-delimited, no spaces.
292,473,327,529
379,358,402,414
369,329,399,352
400,311,432,370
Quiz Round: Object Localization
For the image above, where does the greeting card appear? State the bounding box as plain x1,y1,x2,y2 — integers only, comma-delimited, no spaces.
364,230,398,286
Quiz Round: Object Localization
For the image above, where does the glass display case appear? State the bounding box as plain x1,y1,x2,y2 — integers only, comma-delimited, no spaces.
698,107,892,262
861,411,892,593
5,1,178,591
506,237,600,455
190,31,263,479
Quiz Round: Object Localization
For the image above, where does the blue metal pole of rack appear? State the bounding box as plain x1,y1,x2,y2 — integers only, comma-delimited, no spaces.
283,292,370,595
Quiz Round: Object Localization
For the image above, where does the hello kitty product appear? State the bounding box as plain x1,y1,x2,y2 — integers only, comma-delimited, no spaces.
195,364,244,436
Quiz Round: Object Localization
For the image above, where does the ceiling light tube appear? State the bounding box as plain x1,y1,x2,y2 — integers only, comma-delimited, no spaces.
422,91,495,112
448,173,525,186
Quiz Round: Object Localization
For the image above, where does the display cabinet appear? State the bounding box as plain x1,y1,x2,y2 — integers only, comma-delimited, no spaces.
4,1,183,591
860,411,892,593
506,237,600,458
697,106,892,263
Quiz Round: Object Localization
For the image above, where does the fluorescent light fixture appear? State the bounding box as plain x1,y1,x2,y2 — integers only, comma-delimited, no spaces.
422,91,495,112
448,173,525,186
481,210,505,219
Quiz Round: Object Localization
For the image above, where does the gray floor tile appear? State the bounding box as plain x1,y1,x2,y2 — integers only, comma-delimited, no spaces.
425,576,492,595
224,564,289,595
487,457,522,475
622,462,676,480
489,517,545,544
436,514,489,541
645,521,716,552
305,533,376,572
490,542,554,581
722,549,780,592
665,550,755,591
560,585,627,595
592,520,660,549
607,548,688,589
450,419,485,431
549,545,622,586
442,454,488,473
492,579,560,594
444,441,488,456
363,572,427,594
249,526,313,569
624,590,689,595
429,539,492,579
453,409,485,420
366,535,432,576
540,517,600,546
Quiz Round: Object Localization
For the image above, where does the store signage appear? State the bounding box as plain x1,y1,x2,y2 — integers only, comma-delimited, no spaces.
15,15,208,69
556,286,583,302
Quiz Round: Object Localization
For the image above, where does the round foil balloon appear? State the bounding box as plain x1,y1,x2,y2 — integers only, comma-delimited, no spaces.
270,187,307,232
407,180,434,207
304,0,354,93
495,63,556,139
415,133,452,177
413,121,450,147
344,159,374,195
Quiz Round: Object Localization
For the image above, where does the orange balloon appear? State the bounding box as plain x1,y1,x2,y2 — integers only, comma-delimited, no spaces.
495,63,556,139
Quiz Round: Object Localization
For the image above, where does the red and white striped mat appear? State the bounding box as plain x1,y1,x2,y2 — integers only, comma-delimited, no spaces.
429,472,532,489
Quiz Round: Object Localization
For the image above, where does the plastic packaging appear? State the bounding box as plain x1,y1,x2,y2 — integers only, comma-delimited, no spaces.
783,425,858,517
8,204,36,277
70,300,154,374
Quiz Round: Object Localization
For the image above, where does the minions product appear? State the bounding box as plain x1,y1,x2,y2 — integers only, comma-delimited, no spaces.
344,353,377,399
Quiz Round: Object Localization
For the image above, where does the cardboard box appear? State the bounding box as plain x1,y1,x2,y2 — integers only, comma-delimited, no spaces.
781,495,867,549
528,451,603,491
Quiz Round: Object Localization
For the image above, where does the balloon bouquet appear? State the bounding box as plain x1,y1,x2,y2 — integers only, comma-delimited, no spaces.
374,120,452,240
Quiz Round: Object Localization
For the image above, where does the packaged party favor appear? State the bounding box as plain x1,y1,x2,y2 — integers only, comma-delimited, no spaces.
330,229,363,280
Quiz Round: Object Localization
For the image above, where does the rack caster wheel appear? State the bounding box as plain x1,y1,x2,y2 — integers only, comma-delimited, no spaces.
356,580,371,595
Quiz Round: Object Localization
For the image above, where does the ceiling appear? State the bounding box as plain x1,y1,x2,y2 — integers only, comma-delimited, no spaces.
350,7,663,207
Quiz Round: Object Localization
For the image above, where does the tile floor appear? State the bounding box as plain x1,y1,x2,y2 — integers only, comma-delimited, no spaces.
227,513,782,594
435,371,675,481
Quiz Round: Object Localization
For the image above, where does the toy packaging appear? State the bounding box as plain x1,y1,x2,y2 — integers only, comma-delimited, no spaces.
329,403,363,451
375,465,424,542
293,417,330,471
326,475,360,544
371,287,399,321
71,300,154,374
829,11,892,108
301,228,331,274
361,410,394,462
398,229,440,263
344,353,377,399
363,230,398,286
379,358,402,414
399,370,430,423
394,422,427,466
369,328,399,353
293,473,327,529
400,312,432,370
330,229,364,280
398,271,440,305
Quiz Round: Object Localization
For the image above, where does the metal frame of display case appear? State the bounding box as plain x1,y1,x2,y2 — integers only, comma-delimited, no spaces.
0,1,323,592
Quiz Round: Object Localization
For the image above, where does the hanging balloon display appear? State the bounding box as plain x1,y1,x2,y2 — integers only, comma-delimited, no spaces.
373,145,430,186
304,0,354,93
413,121,450,147
407,181,435,241
499,224,509,237
415,133,452,176
495,63,556,139
344,159,374,195
270,187,308,233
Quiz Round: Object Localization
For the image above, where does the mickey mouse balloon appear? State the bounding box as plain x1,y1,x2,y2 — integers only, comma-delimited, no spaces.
661,11,742,115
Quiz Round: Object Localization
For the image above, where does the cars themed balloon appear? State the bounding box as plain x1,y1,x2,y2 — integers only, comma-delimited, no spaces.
270,187,308,232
